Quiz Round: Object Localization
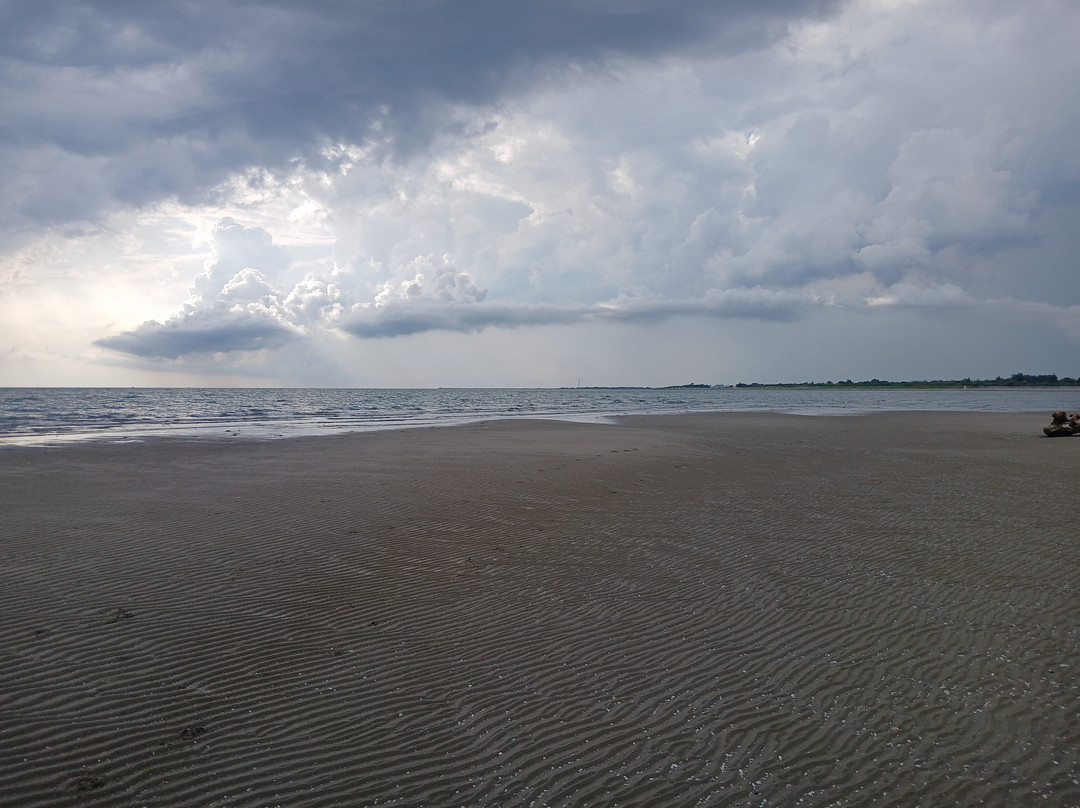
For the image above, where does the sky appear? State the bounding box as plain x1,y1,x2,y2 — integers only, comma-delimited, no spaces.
2,0,1079,388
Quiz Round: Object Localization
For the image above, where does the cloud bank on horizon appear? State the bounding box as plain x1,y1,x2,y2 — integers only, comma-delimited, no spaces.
2,0,1079,386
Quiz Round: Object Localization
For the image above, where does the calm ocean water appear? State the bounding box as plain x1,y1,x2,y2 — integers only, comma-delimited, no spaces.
0,387,1071,447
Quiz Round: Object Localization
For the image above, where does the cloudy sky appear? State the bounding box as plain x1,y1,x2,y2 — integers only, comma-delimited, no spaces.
2,0,1078,387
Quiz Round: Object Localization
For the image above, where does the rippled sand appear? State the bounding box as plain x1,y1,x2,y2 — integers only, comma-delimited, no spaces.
2,412,1078,807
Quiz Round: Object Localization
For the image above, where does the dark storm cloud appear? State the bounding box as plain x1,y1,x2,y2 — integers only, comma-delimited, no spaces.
94,317,296,359
3,0,838,74
340,289,805,339
341,302,584,339
95,275,806,358
0,0,839,230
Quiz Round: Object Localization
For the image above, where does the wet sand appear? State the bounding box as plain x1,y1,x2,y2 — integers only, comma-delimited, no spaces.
1,412,1078,807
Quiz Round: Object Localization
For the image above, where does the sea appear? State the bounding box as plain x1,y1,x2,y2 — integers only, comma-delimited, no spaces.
0,387,1072,447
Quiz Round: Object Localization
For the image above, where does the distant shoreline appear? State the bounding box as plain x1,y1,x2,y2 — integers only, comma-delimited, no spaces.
729,381,1080,390
570,377,1080,391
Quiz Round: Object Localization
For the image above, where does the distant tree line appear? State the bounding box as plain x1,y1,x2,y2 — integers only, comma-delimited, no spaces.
732,373,1079,389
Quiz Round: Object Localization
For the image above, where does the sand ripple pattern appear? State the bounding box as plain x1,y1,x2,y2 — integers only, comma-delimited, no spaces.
1,413,1078,807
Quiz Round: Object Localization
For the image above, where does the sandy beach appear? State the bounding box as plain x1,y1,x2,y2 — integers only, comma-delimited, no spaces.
1,411,1078,807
